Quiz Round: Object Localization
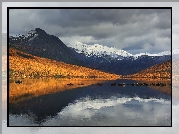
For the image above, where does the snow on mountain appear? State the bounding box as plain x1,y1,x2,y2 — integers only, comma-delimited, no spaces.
158,50,171,56
133,53,159,57
134,50,173,57
68,41,175,60
28,33,38,41
68,42,133,58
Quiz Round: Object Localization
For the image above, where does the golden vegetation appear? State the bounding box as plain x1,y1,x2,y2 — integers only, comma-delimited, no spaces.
132,79,171,95
124,61,171,80
9,78,107,103
9,48,121,79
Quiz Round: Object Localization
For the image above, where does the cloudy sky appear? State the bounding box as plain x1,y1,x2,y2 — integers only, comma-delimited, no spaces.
8,8,171,54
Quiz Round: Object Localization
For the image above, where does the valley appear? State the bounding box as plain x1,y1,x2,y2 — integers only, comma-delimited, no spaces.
8,28,172,80
9,47,121,80
8,28,172,109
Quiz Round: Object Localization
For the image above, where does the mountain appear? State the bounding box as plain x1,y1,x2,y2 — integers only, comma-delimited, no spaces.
124,60,171,79
9,48,121,79
133,51,171,57
68,42,171,75
8,29,172,76
9,28,84,66
69,42,132,59
69,42,173,58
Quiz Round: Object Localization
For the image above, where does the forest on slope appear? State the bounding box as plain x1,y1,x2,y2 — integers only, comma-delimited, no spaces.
124,60,171,79
9,48,121,80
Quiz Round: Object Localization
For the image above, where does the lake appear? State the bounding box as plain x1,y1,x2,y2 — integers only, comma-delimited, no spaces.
9,78,171,126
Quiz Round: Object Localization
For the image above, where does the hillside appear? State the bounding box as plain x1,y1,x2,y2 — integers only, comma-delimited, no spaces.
69,46,171,75
9,48,121,79
68,41,171,75
9,28,84,66
124,60,171,79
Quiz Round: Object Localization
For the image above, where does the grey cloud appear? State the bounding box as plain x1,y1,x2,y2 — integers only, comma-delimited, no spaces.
123,42,144,51
9,8,171,54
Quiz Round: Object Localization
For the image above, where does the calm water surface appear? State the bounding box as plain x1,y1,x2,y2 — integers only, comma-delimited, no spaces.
9,78,171,126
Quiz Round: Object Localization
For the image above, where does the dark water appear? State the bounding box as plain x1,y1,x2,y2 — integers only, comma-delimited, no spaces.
9,79,171,126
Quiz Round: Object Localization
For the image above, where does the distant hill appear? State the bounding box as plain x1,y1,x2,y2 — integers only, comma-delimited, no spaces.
8,30,171,75
9,28,84,66
69,42,171,75
124,60,171,79
9,48,121,79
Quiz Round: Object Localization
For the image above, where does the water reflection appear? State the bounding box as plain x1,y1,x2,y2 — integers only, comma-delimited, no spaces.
9,96,171,126
49,97,171,126
131,78,171,95
9,78,106,103
9,78,171,126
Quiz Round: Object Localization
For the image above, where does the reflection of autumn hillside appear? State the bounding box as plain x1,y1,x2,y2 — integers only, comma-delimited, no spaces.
9,48,121,79
9,78,107,103
124,60,171,79
130,78,171,95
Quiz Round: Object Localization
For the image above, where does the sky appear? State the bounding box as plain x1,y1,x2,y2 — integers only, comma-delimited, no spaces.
7,7,171,55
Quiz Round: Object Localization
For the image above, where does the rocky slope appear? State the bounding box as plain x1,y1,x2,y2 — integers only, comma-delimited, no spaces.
9,48,121,79
124,60,171,79
9,28,84,66
68,42,171,75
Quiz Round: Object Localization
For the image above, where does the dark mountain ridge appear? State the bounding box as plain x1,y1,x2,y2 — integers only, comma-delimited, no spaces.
69,47,171,75
9,28,84,66
9,28,171,76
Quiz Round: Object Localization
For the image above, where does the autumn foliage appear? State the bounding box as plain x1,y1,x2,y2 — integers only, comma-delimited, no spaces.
9,48,121,80
124,60,171,79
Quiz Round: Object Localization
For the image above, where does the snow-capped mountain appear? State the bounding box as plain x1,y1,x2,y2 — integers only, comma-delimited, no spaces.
68,42,171,75
68,42,132,60
68,42,174,59
133,49,179,58
133,51,172,58
9,28,84,66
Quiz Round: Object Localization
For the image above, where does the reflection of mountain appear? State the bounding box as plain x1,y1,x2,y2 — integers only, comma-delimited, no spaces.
9,78,171,126
9,48,121,79
9,78,108,124
56,97,171,126
9,85,85,124
9,28,84,66
125,60,171,79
